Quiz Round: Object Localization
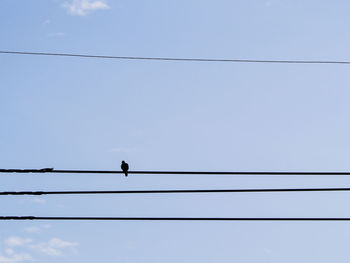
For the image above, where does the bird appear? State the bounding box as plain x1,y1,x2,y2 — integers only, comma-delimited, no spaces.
121,161,129,177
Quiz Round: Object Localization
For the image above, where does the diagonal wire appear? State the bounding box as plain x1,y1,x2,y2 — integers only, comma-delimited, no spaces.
2,50,350,65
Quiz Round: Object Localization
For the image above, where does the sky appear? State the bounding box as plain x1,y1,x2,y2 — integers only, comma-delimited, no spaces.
2,0,350,262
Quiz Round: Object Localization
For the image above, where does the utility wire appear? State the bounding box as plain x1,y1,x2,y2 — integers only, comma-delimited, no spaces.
1,216,350,221
2,168,350,176
1,50,350,65
3,188,350,195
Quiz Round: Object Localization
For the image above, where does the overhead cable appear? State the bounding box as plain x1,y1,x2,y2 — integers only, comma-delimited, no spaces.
2,168,350,176
1,216,350,221
3,188,350,195
1,50,350,65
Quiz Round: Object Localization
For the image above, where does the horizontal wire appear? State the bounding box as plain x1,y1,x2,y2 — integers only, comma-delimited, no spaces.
3,188,350,195
1,50,350,65
1,216,350,221
2,168,350,175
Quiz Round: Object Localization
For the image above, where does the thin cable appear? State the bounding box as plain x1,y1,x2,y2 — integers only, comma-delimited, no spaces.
3,188,350,195
1,216,350,221
2,168,350,175
1,50,350,65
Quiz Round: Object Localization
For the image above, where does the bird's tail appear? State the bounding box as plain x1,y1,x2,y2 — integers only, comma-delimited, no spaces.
125,172,128,177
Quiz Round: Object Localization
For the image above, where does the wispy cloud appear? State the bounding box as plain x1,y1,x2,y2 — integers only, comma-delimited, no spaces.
24,224,51,234
0,250,33,263
265,1,272,7
62,0,110,16
3,237,78,259
30,198,46,204
23,227,40,234
42,19,51,25
29,238,78,256
5,238,32,247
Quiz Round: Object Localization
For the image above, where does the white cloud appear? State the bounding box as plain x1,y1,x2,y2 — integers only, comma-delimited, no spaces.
62,0,109,16
29,244,60,257
29,238,78,257
0,247,33,263
24,224,51,234
42,19,51,25
48,238,78,248
5,238,32,247
3,237,78,258
5,249,14,256
30,198,46,204
0,252,33,263
23,227,40,234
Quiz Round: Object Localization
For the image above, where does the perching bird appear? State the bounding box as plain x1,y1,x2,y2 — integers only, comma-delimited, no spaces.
121,161,129,177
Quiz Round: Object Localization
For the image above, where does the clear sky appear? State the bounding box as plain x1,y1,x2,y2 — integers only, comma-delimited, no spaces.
2,0,350,262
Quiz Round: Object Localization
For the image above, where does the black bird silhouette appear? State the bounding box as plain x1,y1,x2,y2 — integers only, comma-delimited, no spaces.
121,161,129,177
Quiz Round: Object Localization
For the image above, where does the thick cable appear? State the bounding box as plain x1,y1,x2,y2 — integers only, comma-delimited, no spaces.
2,168,350,176
1,216,350,221
3,188,350,195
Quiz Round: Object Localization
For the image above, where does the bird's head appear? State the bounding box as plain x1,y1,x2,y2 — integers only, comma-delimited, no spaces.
122,160,125,164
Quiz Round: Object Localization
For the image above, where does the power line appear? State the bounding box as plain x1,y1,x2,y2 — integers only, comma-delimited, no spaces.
1,50,350,65
3,187,350,195
1,216,350,221
2,168,350,176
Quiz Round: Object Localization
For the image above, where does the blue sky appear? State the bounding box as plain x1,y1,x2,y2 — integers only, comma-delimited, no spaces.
2,0,350,262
